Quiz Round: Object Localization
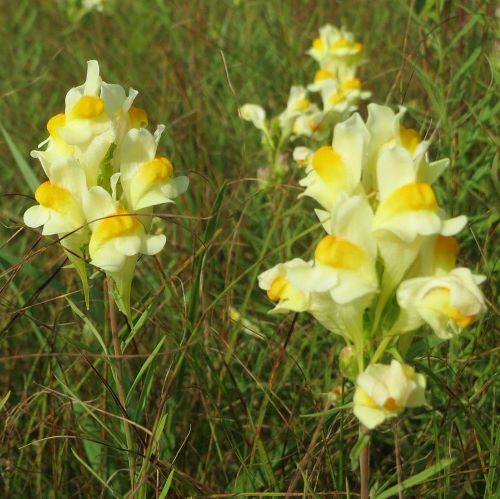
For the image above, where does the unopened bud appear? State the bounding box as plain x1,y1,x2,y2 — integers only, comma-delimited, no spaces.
339,346,358,380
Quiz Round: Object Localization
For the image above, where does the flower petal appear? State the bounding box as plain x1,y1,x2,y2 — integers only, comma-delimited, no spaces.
23,205,49,228
141,234,166,255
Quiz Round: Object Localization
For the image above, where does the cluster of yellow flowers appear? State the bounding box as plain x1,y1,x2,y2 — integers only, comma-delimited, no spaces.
23,61,188,318
240,25,370,179
258,104,486,429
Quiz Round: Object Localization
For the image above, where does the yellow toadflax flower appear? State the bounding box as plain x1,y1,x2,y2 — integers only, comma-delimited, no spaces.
308,25,364,80
258,258,322,314
258,258,351,339
23,159,91,304
299,113,369,211
239,104,267,132
312,77,371,120
24,160,87,237
407,235,460,279
83,186,166,318
396,268,486,339
278,86,321,137
33,60,145,187
24,59,187,315
117,126,189,210
354,360,426,429
284,195,377,344
298,194,378,304
363,103,449,194
84,186,166,273
372,142,467,291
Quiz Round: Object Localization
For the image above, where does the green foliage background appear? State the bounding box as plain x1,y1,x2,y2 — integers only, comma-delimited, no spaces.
0,0,497,497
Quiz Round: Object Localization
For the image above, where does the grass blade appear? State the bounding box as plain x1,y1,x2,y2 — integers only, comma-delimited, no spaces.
0,121,38,192
188,182,226,324
374,458,454,499
158,469,175,499
71,448,121,498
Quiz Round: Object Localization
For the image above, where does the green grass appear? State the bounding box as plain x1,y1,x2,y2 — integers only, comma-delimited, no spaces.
0,0,498,497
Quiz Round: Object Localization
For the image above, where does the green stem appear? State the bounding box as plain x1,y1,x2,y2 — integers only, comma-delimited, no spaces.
355,336,365,374
107,276,136,490
271,131,289,179
370,281,392,337
398,330,416,357
371,319,403,364
371,335,394,365
359,425,370,499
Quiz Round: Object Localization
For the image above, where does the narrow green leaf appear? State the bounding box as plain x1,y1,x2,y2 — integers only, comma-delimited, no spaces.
0,121,38,192
452,47,482,85
71,448,121,498
188,182,226,324
300,402,352,418
66,297,109,355
64,249,90,309
349,432,370,471
123,291,164,350
445,15,480,55
374,458,454,499
126,336,165,404
415,361,492,450
158,469,175,499
150,412,168,456
133,354,157,421
0,391,11,411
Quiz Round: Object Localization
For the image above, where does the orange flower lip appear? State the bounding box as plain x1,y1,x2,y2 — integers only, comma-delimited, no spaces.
139,157,173,185
70,95,105,119
399,126,420,154
267,276,289,301
315,235,367,270
423,287,477,328
47,113,67,144
312,146,345,188
379,182,438,218
128,106,148,128
35,181,76,212
92,209,142,246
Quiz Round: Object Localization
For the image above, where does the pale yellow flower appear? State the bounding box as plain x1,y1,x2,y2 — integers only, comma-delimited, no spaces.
408,235,460,278
278,86,318,137
239,104,267,132
24,159,87,236
364,104,449,194
34,60,144,186
372,144,467,289
308,25,364,80
23,159,91,304
305,195,378,303
299,113,369,210
354,360,426,429
396,268,486,339
292,146,313,166
291,107,324,138
313,77,370,118
285,195,377,344
84,186,165,273
258,258,325,313
117,126,189,210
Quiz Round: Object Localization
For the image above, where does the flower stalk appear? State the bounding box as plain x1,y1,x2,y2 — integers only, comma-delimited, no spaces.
107,276,136,489
240,25,370,182
359,426,370,499
253,29,487,492
23,60,189,320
